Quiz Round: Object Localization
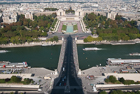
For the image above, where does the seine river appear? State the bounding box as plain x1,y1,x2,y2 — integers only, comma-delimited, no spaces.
0,44,140,70
0,46,61,70
78,44,140,70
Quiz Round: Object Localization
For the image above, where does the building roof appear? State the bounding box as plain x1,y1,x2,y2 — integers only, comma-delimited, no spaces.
108,58,140,64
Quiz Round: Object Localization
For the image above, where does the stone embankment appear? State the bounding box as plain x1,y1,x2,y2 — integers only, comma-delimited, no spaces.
0,40,63,48
76,39,139,45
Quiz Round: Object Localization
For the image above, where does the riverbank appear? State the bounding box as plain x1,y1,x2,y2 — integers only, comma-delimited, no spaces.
0,40,63,48
76,39,140,45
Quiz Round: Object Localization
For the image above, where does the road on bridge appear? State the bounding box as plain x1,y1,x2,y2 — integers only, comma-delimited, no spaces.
51,35,84,94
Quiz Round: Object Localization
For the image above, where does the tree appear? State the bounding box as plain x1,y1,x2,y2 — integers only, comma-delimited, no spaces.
50,38,54,42
53,36,58,42
41,32,47,37
128,33,137,40
116,90,124,94
23,19,28,26
99,91,107,94
10,37,16,43
105,78,109,83
86,36,93,42
0,37,9,44
23,78,33,84
84,38,88,42
32,21,38,28
11,76,21,83
119,77,125,83
47,23,50,29
108,75,117,83
110,90,118,94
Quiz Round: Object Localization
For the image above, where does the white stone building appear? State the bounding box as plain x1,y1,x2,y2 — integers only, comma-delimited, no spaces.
107,12,117,20
57,9,65,16
25,12,33,20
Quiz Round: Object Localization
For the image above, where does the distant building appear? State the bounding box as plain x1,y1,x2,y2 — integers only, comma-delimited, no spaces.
106,12,117,20
25,12,33,20
57,9,65,16
75,9,84,17
2,12,17,24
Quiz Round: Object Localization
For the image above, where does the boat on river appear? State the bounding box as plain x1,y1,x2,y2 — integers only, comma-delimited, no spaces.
42,43,55,46
0,50,8,53
129,53,140,56
83,47,101,51
42,44,52,46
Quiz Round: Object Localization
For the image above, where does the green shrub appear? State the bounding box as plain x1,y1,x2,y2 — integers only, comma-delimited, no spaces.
123,80,135,85
23,78,33,85
99,91,107,94
115,80,121,84
108,75,117,83
84,38,88,42
0,79,5,83
105,78,109,83
119,77,125,83
116,90,124,94
11,76,21,83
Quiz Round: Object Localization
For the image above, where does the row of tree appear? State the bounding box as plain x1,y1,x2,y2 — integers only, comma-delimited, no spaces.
105,75,140,85
46,36,59,42
83,12,139,41
65,9,75,14
44,8,58,11
84,36,102,42
0,76,33,85
0,14,57,44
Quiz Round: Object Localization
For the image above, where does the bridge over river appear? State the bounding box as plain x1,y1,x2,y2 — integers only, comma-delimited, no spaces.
51,35,84,94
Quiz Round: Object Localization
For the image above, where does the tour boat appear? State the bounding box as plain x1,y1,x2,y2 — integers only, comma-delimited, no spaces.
129,53,140,56
42,44,52,46
83,47,100,51
0,50,8,53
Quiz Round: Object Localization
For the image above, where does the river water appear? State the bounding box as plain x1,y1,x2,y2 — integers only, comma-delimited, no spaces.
0,46,61,70
0,44,140,70
77,44,140,70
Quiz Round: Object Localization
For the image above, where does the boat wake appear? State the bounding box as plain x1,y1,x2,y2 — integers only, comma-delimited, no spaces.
0,50,9,53
129,53,140,56
83,47,105,51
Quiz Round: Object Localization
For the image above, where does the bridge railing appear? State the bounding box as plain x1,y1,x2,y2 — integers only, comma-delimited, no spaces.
57,40,66,74
73,40,80,74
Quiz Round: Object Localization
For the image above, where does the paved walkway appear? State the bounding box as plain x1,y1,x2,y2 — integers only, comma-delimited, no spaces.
77,21,82,33
58,22,63,33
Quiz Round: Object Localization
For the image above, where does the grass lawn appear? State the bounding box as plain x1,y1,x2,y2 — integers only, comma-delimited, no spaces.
73,25,78,30
62,25,67,30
